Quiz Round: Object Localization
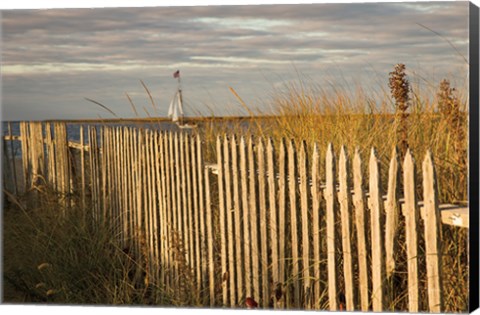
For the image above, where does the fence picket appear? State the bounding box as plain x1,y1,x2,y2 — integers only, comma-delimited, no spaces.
385,148,400,278
231,136,244,303
248,136,261,305
288,139,300,307
338,146,354,311
277,139,287,309
353,148,369,311
422,151,443,313
325,143,338,311
403,149,419,312
369,148,385,311
223,135,237,307
311,143,322,310
217,136,228,306
299,141,311,308
240,136,252,300
267,138,279,308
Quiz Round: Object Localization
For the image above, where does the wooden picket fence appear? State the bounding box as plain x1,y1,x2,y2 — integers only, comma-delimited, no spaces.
2,121,468,312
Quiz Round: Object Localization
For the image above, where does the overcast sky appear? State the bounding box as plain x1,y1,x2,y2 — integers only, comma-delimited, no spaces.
0,0,471,121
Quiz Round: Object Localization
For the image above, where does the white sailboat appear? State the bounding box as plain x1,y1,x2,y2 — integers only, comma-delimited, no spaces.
168,70,197,129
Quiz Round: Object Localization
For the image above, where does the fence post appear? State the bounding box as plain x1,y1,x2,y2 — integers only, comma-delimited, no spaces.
311,143,322,310
299,141,311,308
240,136,252,301
385,147,400,278
257,138,270,308
288,139,300,308
422,151,443,313
338,146,354,311
231,136,244,304
325,143,338,311
277,139,287,308
368,148,385,311
403,149,419,312
353,148,369,311
248,136,261,305
216,136,228,306
223,135,237,307
267,138,279,308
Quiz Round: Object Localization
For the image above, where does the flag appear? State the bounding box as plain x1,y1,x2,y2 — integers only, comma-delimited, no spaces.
173,70,180,78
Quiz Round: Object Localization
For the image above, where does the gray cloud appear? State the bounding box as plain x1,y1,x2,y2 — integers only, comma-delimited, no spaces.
1,1,469,120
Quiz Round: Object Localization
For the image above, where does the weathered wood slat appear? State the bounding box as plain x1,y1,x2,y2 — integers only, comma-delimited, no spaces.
267,138,279,308
422,151,443,313
248,136,261,304
240,136,252,300
288,139,300,307
223,135,236,307
311,143,322,310
298,141,311,308
204,167,216,306
325,143,338,311
385,148,399,278
257,138,269,308
352,148,369,312
338,146,354,311
216,136,228,306
369,148,385,311
277,139,287,309
403,149,419,312
231,136,244,303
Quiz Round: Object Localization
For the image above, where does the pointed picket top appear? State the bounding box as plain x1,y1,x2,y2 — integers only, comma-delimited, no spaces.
339,145,349,183
353,147,363,189
385,146,400,278
368,146,385,311
422,149,443,313
240,135,246,149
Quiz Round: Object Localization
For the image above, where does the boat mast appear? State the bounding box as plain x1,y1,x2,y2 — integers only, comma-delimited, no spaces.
176,71,184,125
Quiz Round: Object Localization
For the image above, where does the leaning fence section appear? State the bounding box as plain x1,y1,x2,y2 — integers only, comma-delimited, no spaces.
2,121,462,312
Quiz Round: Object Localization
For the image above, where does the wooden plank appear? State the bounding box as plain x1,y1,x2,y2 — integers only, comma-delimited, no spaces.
45,123,56,191
101,127,108,221
325,143,338,311
288,139,300,307
80,126,86,209
267,138,279,308
385,148,400,278
192,135,202,295
298,140,311,308
19,122,29,192
231,136,244,303
240,136,252,300
338,146,354,311
402,149,419,312
180,133,189,267
157,131,167,285
164,132,175,287
248,136,260,305
216,136,228,306
422,151,443,313
257,138,269,308
223,135,236,307
368,148,385,311
277,139,287,309
196,135,208,303
8,122,19,195
352,148,369,311
169,132,179,288
185,134,195,274
205,167,216,306
311,143,322,310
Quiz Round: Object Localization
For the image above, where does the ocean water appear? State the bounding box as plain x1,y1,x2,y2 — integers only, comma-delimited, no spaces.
1,120,185,159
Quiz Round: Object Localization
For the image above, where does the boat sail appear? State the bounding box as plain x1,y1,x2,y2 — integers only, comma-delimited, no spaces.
168,70,197,129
